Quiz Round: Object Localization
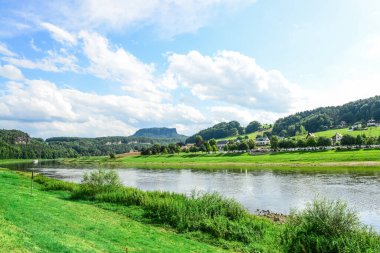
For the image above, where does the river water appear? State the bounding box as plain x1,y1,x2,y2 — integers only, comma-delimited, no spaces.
5,162,380,230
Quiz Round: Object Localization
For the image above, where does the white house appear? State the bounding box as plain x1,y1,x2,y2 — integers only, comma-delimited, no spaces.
255,137,270,146
367,119,378,127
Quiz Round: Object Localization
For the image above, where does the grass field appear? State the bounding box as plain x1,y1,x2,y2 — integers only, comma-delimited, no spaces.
0,159,36,165
0,169,228,252
215,128,272,141
298,126,380,139
110,149,380,169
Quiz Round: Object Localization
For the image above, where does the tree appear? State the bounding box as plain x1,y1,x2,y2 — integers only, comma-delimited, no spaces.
204,141,212,153
246,121,261,134
212,145,218,152
356,135,363,146
317,137,332,147
209,138,216,146
175,145,181,154
341,135,356,146
195,135,203,147
238,142,249,151
306,137,317,147
270,136,279,150
297,139,306,147
247,139,256,149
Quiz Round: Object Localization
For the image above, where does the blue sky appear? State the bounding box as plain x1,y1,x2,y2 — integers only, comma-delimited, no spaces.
0,0,380,138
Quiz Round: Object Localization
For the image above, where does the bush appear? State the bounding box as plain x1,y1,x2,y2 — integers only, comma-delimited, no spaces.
281,198,380,253
72,168,122,199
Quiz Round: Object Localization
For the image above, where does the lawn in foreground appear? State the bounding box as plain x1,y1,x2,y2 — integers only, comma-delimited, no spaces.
0,169,226,253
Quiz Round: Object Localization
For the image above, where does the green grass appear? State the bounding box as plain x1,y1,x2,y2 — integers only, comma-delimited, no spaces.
35,170,281,252
0,159,37,165
297,126,380,139
2,169,379,252
0,169,230,252
214,128,272,141
111,149,380,169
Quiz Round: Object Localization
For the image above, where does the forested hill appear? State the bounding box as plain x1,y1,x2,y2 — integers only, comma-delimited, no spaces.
0,129,186,159
186,121,245,143
272,96,380,137
133,127,187,140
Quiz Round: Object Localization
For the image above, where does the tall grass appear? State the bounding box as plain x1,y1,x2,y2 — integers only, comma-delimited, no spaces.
35,171,380,251
37,169,270,244
76,186,266,243
281,198,380,252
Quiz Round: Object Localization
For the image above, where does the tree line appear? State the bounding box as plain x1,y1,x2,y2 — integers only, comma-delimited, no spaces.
270,135,380,150
272,96,380,137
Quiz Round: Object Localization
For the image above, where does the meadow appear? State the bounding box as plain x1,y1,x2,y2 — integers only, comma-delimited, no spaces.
66,149,380,170
1,168,379,252
0,168,228,252
299,126,380,139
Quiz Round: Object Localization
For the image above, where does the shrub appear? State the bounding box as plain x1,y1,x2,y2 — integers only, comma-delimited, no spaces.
72,168,122,199
281,198,380,253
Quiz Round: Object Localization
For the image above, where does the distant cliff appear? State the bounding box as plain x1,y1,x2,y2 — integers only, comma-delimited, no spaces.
133,127,186,139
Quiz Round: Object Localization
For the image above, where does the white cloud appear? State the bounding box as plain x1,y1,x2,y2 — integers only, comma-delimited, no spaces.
0,64,24,80
3,49,78,72
165,50,302,113
33,0,256,38
0,42,16,56
0,78,206,137
0,80,78,122
79,31,173,101
30,39,42,52
41,22,77,45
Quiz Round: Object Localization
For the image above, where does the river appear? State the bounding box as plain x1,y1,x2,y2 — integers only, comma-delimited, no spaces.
5,161,380,230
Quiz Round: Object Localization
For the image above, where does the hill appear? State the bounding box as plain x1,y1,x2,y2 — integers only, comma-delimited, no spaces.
133,127,187,140
186,121,245,143
0,129,187,159
273,96,380,137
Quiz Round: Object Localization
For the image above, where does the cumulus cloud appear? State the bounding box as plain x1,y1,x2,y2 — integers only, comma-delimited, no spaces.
79,31,174,101
0,64,24,80
41,22,77,45
165,50,301,113
0,78,206,137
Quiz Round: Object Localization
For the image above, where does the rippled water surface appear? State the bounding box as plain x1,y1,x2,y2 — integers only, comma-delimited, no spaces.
6,162,380,230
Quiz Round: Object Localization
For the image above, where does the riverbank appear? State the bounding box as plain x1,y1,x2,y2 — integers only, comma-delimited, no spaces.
0,168,231,252
59,149,380,170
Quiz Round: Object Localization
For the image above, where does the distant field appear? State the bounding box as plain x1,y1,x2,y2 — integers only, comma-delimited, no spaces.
0,159,36,165
298,126,380,139
114,149,380,169
215,128,272,141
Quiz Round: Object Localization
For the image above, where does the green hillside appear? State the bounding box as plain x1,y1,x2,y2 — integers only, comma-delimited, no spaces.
215,128,272,141
273,96,380,137
298,126,380,139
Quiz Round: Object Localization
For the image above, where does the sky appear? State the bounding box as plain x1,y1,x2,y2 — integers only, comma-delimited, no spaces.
0,0,380,138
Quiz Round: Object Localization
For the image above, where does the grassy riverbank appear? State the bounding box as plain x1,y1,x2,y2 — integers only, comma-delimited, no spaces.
60,149,380,169
2,168,379,252
0,169,230,252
